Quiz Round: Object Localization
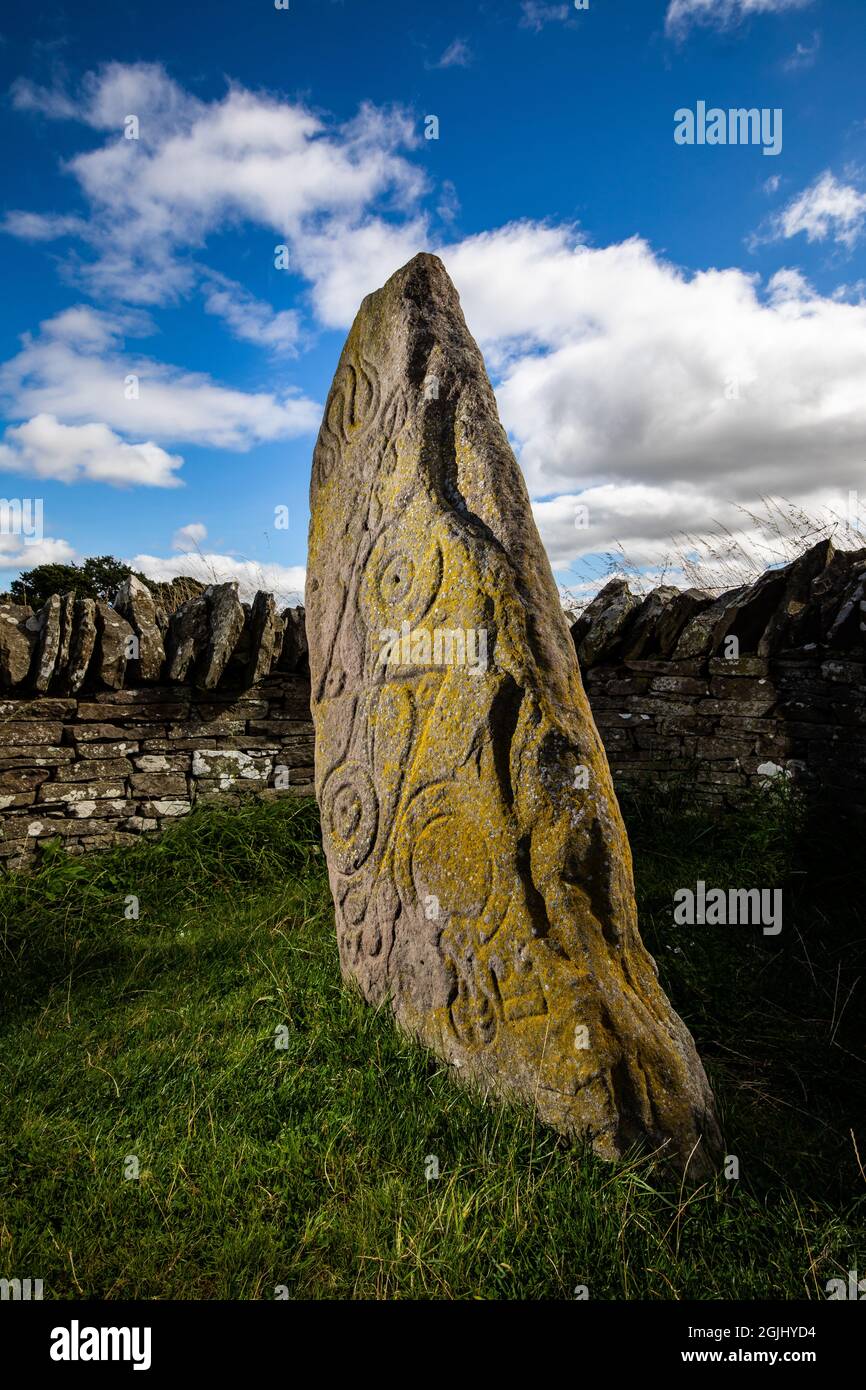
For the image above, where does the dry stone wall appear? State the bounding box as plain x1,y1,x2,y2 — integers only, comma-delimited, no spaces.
572,540,866,818
1,538,863,869
0,578,313,871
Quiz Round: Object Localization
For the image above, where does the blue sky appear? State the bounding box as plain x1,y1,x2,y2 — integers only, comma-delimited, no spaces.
1,0,865,605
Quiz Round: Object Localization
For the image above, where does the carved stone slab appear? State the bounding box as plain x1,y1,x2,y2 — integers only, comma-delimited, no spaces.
306,253,720,1174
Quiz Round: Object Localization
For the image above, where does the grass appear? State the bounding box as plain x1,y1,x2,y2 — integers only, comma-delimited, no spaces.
0,790,864,1300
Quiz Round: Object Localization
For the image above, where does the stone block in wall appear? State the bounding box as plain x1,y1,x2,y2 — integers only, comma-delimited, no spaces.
0,698,76,720
708,676,776,706
169,719,245,738
696,737,750,762
140,800,191,817
191,749,272,786
0,603,36,688
126,816,159,833
76,701,188,721
0,746,75,769
93,601,134,690
191,699,269,721
708,656,769,678
75,741,140,760
140,737,218,752
129,773,189,796
68,597,98,693
113,575,166,682
60,758,132,781
39,780,127,803
649,675,708,696
133,753,191,773
3,721,64,745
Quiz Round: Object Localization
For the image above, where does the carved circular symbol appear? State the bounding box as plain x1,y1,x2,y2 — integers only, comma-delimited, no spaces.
321,762,378,875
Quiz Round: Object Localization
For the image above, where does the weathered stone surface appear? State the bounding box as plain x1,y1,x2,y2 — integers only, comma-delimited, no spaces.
246,591,281,684
54,593,76,688
166,594,209,682
27,595,63,693
621,586,681,661
305,253,720,1174
573,579,641,668
114,575,166,681
68,597,98,692
198,583,245,690
278,605,309,673
0,604,36,688
94,601,134,689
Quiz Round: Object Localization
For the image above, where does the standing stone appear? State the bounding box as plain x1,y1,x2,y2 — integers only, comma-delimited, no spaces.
306,253,721,1175
114,575,166,681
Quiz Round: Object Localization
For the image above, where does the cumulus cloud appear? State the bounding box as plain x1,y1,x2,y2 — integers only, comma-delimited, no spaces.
428,224,866,570
172,521,207,551
783,30,821,72
666,0,813,39
5,64,426,311
767,172,866,249
0,306,320,450
0,414,183,487
429,38,472,69
0,533,77,571
132,550,306,607
201,273,301,353
519,3,572,32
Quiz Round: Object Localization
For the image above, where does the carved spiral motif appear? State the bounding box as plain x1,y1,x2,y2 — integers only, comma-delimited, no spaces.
321,761,378,875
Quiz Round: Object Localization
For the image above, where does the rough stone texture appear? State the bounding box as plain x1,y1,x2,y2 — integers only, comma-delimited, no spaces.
68,598,98,692
305,253,721,1174
573,540,866,818
199,583,246,689
247,591,282,685
114,575,166,681
0,603,36,688
572,579,642,667
28,593,63,693
166,594,209,682
94,601,134,689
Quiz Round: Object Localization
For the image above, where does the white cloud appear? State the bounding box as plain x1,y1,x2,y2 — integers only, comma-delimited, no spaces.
0,211,88,241
0,533,77,571
6,65,426,310
430,38,472,69
519,3,572,32
0,415,183,487
132,551,305,607
201,273,301,353
0,306,320,450
172,522,207,551
783,29,821,72
427,223,866,571
768,172,866,249
666,0,813,39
